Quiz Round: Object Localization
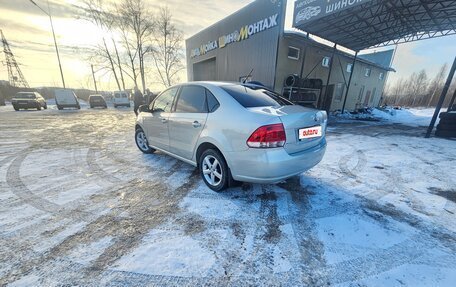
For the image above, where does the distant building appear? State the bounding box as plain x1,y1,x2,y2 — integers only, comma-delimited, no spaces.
185,0,394,112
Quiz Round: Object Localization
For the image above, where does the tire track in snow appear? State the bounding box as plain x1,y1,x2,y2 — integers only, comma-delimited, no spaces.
6,152,95,222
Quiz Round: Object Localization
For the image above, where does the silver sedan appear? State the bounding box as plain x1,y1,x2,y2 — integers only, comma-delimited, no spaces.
135,82,327,191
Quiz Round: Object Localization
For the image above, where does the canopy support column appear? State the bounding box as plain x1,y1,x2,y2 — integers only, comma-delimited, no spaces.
321,44,337,110
342,51,358,114
425,56,456,138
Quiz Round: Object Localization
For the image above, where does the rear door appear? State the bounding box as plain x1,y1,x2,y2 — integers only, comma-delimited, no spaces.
168,85,208,160
143,87,179,150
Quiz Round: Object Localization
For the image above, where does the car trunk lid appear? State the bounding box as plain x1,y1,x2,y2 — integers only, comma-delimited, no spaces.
247,105,327,154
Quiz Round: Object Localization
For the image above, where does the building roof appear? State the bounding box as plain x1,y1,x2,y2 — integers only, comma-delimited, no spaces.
292,0,456,51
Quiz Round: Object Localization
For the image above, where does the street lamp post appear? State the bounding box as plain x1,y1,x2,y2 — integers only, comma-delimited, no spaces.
29,0,66,88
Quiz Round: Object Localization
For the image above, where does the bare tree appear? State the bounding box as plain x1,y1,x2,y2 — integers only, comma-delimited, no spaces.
410,69,428,106
150,7,184,88
81,0,122,91
115,15,140,88
117,0,153,92
427,63,447,107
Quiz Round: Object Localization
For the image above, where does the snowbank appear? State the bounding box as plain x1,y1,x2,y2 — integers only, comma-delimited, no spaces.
371,107,442,127
335,107,443,127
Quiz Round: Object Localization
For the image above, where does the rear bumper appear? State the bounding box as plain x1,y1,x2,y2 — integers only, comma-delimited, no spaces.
58,104,79,108
114,103,130,107
227,139,326,184
13,102,38,108
90,103,106,107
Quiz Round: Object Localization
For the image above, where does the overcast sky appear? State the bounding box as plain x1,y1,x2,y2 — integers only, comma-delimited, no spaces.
0,0,455,91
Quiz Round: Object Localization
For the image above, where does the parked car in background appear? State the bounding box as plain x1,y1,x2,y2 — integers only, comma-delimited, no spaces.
55,89,80,110
113,91,131,108
89,94,107,109
134,82,327,191
12,92,47,111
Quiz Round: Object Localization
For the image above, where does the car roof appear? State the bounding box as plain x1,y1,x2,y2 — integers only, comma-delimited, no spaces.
173,81,268,90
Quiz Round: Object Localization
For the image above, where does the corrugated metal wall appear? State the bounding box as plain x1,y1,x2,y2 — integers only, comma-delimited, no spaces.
185,0,286,89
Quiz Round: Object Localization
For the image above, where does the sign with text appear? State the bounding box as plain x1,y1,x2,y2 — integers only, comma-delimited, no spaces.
190,13,279,59
293,0,372,27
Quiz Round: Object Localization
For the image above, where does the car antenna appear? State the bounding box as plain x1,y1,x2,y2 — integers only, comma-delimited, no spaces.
242,69,254,84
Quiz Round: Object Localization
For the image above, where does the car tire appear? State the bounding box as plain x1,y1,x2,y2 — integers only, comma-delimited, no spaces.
13,106,19,111
135,128,155,154
199,148,232,192
37,105,41,110
77,104,81,110
113,104,117,108
44,104,47,109
57,105,63,110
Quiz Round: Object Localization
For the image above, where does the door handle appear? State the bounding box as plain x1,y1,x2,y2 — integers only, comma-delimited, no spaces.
192,121,201,128
161,118,168,123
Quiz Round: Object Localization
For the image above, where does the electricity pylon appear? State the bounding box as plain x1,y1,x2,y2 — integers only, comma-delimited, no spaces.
1,29,29,88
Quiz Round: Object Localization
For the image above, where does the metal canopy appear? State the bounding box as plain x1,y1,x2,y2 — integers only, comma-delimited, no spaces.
293,0,456,51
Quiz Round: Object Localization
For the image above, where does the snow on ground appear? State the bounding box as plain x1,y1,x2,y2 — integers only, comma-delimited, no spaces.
0,108,455,286
335,107,446,127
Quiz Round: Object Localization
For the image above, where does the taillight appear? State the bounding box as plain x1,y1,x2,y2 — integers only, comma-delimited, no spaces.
247,123,286,148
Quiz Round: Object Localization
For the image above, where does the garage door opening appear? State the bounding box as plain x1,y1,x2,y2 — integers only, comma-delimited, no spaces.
193,58,216,81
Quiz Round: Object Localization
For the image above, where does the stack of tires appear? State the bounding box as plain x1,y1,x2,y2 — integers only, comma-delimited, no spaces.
283,74,323,89
436,112,456,138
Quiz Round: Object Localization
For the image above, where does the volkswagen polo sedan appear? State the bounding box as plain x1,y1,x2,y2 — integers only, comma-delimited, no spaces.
135,82,327,191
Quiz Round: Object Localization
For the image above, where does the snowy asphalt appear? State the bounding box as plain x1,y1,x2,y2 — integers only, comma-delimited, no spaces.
0,106,455,286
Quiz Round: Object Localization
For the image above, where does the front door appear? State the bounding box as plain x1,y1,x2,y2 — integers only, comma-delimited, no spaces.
143,87,179,150
168,85,208,160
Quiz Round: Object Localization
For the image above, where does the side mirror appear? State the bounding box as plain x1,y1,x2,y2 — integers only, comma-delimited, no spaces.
138,104,150,113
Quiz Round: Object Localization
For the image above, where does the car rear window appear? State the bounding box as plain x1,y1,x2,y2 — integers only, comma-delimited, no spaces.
15,93,36,99
221,85,293,108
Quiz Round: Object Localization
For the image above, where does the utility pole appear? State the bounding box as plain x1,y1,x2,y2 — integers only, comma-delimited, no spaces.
91,64,98,93
29,0,66,88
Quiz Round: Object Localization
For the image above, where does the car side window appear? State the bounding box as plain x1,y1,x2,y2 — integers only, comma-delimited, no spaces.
175,85,207,113
206,89,219,112
152,87,178,112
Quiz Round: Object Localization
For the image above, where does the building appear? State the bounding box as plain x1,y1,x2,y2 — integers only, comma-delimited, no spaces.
185,0,394,112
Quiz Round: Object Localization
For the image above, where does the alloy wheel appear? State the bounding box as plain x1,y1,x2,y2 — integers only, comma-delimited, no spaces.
136,130,149,152
202,155,223,186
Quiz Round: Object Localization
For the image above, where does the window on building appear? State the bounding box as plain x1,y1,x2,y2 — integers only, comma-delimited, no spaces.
322,56,331,68
364,68,371,77
379,72,384,80
334,83,345,101
288,46,300,60
347,63,353,73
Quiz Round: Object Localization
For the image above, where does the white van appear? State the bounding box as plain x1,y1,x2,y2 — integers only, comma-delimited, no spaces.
55,89,80,110
113,91,131,108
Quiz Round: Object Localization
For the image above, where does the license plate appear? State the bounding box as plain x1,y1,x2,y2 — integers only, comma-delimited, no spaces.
299,126,322,139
